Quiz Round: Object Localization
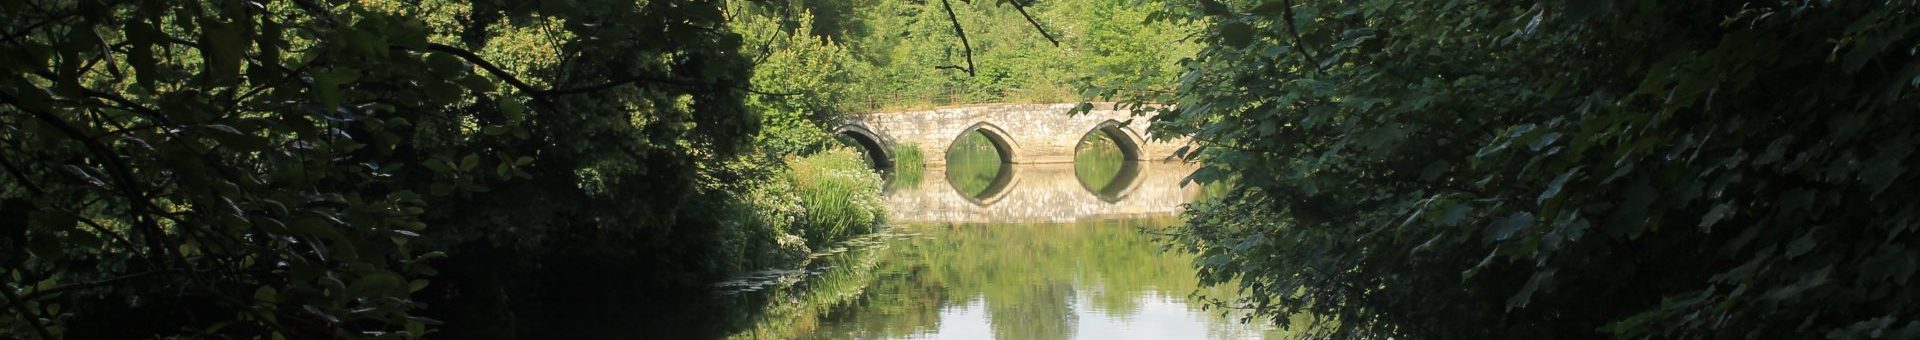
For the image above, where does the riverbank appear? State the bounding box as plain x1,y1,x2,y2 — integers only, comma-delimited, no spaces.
420,148,891,339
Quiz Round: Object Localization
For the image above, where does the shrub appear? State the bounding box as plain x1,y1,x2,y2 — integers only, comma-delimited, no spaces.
785,148,889,248
1153,0,1920,338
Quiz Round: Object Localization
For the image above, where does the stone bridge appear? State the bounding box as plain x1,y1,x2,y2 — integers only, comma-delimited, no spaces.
836,103,1190,167
885,162,1203,224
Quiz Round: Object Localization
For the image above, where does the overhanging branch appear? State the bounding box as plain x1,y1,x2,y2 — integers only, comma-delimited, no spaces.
1007,0,1059,47
421,43,798,100
423,43,558,107
938,0,977,77
935,0,1064,77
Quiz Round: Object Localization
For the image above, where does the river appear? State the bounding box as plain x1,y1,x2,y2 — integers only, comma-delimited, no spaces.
722,132,1288,339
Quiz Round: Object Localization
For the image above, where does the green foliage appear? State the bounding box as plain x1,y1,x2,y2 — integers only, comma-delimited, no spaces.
699,155,812,276
704,149,886,340
0,0,840,338
785,148,889,249
1151,0,1920,338
735,3,857,155
887,144,926,192
700,147,888,274
825,0,1198,111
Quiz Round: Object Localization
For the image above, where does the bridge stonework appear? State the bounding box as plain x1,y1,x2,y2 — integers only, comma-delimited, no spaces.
838,103,1190,166
885,163,1202,224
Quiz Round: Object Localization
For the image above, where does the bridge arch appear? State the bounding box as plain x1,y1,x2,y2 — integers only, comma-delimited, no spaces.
841,103,1193,166
835,124,893,169
1074,120,1148,202
1081,120,1145,161
944,122,1021,206
950,122,1018,163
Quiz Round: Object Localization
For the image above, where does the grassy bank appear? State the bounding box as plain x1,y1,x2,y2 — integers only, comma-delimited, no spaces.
784,149,890,248
704,148,893,338
705,148,890,275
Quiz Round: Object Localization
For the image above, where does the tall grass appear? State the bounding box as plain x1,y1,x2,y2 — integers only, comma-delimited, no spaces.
887,144,925,191
891,144,925,170
703,148,890,275
699,156,808,274
785,148,889,248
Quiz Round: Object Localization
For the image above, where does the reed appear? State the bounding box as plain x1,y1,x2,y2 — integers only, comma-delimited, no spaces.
784,148,889,247
887,144,925,191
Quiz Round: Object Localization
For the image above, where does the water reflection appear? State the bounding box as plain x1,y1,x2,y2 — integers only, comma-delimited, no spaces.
945,130,1016,203
1074,132,1143,202
891,162,1198,224
735,218,1288,340
723,138,1277,339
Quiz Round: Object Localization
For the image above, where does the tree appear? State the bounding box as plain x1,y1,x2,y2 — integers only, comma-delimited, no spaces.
1,0,762,337
825,0,1196,110
733,3,855,155
1151,0,1920,338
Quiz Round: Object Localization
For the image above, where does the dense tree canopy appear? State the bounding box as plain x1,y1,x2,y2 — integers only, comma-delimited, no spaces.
1152,0,1920,338
803,0,1198,110
9,0,1916,338
0,0,890,338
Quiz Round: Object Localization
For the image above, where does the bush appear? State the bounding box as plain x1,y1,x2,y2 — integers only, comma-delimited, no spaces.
785,148,890,248
0,0,759,338
700,155,812,275
1152,0,1920,338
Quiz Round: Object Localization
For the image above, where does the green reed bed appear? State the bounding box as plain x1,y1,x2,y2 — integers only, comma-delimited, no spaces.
887,144,925,191
784,148,889,248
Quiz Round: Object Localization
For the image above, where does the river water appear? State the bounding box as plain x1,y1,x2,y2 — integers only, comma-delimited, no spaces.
724,133,1287,339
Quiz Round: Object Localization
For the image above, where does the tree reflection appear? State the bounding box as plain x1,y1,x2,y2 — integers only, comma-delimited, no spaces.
786,217,1291,339
1074,131,1143,202
946,130,1015,203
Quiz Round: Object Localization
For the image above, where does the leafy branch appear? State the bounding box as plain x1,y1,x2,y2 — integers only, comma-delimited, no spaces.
1278,0,1323,75
422,43,796,103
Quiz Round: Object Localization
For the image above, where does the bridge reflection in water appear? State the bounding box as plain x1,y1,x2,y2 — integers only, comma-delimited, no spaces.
884,161,1202,224
722,135,1278,339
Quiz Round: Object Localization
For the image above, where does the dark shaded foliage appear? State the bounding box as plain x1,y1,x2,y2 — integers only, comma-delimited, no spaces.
1149,0,1920,338
0,0,782,338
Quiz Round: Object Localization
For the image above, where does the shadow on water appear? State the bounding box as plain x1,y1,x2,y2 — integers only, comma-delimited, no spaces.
711,232,909,339
1085,161,1141,201
424,241,746,339
477,149,1274,339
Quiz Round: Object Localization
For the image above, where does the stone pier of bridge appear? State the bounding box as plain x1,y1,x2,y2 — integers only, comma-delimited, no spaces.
836,103,1191,167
